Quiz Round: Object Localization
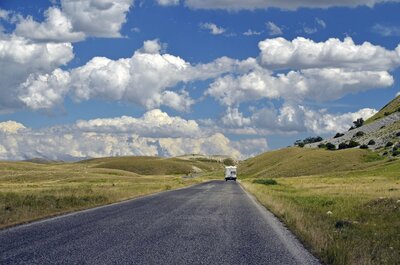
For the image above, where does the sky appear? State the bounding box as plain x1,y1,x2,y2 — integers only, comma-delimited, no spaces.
0,0,400,160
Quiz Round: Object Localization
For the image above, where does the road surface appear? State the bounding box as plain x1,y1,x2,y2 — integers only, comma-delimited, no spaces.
0,181,320,264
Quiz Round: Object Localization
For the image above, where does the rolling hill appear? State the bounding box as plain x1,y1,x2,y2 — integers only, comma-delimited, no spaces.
238,147,382,178
81,154,227,175
366,95,400,124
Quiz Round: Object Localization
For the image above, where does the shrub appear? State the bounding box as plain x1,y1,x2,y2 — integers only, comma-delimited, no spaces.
355,131,365,137
253,179,278,185
338,142,348,150
360,144,369,149
382,151,388,156
353,118,364,128
334,133,345,138
348,140,360,148
294,139,303,146
349,126,355,131
326,142,336,150
223,158,236,166
386,142,394,147
318,143,326,148
392,150,400,156
384,112,391,116
303,136,323,144
294,136,323,147
396,132,400,137
368,139,376,145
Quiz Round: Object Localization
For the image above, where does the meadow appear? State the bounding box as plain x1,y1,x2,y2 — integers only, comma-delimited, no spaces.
0,157,223,229
240,149,400,265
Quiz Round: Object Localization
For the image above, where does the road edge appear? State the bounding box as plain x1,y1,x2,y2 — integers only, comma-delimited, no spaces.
238,182,321,265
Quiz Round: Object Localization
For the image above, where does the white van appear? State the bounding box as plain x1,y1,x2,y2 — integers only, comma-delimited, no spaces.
225,166,237,181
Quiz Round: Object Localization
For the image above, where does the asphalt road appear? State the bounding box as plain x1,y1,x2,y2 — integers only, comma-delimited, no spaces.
0,181,320,265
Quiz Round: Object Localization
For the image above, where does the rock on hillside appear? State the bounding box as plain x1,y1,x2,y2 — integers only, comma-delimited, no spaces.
307,112,400,150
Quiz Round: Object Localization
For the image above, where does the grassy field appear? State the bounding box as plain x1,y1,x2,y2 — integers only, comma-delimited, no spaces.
239,147,383,178
0,157,224,229
240,148,400,265
85,155,223,175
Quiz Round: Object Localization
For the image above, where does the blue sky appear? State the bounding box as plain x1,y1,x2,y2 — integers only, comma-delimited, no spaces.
0,0,400,160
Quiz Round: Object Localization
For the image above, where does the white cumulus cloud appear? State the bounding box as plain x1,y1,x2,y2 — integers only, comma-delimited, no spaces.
60,0,133,38
206,68,393,106
15,7,85,42
0,34,74,112
0,121,26,134
20,40,240,112
258,37,400,71
76,109,200,137
0,118,261,160
14,0,133,42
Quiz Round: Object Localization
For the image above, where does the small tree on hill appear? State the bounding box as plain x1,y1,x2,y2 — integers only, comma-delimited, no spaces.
326,143,336,150
353,118,364,128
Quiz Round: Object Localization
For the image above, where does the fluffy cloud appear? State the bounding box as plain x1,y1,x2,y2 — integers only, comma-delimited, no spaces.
15,7,85,42
0,35,74,112
0,121,26,133
207,37,398,108
158,133,241,158
207,68,393,106
303,107,378,134
76,109,200,137
18,69,71,110
14,0,133,42
0,118,256,160
200,22,226,35
218,104,377,135
60,0,133,38
258,37,400,71
183,0,400,10
231,138,268,158
20,40,239,112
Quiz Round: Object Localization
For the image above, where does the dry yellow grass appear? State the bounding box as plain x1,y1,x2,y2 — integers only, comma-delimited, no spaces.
0,158,223,229
241,159,400,265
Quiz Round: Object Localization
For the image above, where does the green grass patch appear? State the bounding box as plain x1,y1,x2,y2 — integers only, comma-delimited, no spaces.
252,179,278,185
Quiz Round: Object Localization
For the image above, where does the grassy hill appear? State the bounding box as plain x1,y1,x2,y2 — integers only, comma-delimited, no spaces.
366,95,400,124
239,147,382,178
82,155,225,175
239,146,399,265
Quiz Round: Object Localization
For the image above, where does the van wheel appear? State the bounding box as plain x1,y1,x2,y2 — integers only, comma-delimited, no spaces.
234,179,236,182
